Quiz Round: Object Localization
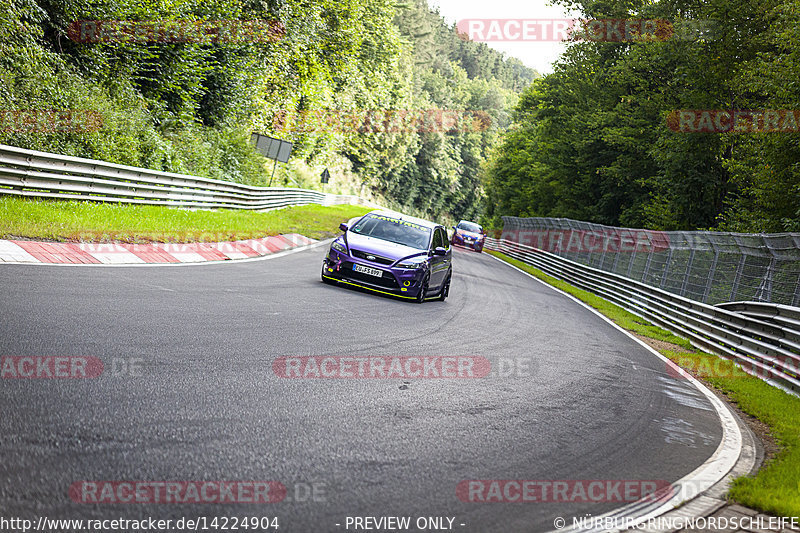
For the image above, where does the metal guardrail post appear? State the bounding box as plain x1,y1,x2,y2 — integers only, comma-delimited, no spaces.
626,246,637,278
611,245,621,274
755,257,777,302
702,249,719,303
641,247,654,283
659,248,673,289
730,255,746,302
793,275,800,308
679,248,696,298
598,236,609,271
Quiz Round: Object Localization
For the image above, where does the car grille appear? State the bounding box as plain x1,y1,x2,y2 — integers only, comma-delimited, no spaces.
341,262,399,289
350,249,395,266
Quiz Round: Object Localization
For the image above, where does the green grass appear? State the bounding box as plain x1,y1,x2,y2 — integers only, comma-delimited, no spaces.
0,197,372,242
487,250,800,519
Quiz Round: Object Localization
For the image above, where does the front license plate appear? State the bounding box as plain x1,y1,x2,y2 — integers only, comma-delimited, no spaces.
354,264,383,277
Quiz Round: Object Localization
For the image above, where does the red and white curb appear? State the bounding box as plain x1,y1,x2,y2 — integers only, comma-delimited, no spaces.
0,234,316,265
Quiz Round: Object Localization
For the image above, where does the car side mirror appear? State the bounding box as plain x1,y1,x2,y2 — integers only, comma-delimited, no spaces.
339,222,348,232
433,246,447,256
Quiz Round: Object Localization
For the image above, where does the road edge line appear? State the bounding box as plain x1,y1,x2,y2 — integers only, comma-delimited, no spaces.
486,253,744,533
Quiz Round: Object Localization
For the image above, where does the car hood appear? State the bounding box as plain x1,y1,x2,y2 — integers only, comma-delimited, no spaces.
458,230,483,239
346,232,427,262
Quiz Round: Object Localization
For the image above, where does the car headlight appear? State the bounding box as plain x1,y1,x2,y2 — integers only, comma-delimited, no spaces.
397,259,426,269
331,240,347,254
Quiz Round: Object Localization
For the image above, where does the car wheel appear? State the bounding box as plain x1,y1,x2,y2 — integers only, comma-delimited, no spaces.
437,272,451,301
416,274,429,303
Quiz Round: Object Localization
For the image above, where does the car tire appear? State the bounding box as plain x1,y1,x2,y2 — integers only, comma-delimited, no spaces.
416,274,429,304
437,272,451,301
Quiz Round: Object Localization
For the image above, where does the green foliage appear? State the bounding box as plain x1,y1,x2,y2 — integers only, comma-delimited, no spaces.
484,0,800,232
372,0,536,223
0,0,536,221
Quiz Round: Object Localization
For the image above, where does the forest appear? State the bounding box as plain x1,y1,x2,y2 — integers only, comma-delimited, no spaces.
483,0,800,232
0,0,536,222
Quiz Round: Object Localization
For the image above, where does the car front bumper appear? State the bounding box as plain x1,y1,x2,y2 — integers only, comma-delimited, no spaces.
322,252,426,299
452,234,484,250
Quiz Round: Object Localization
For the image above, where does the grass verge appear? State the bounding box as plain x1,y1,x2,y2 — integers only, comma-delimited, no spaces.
0,197,372,242
487,249,800,519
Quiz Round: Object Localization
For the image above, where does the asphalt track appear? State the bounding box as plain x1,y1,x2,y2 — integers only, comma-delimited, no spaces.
0,246,724,532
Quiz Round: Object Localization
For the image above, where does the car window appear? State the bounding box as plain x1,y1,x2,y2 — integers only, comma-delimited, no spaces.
350,214,432,250
457,221,482,233
432,228,443,249
438,228,449,250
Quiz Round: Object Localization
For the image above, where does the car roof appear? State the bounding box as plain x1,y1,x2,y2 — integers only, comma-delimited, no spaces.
458,220,482,227
363,210,441,230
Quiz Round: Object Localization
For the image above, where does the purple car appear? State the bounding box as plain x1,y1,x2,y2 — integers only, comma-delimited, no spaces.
321,211,452,303
451,220,486,252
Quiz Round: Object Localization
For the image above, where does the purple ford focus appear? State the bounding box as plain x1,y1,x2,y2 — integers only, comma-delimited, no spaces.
321,210,452,303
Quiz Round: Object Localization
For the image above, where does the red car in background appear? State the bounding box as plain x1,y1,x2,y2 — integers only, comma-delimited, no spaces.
451,220,486,252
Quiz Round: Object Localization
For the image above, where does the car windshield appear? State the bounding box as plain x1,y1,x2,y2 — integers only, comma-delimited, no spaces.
351,214,432,250
458,222,482,233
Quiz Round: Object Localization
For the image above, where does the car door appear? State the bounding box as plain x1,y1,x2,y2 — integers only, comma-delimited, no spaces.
429,227,449,289
438,227,452,287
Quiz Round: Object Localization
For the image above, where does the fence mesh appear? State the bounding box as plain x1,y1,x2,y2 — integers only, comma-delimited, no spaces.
500,217,800,306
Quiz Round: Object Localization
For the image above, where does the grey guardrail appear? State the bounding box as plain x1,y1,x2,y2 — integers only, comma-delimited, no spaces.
485,237,800,395
0,144,367,209
716,301,800,331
